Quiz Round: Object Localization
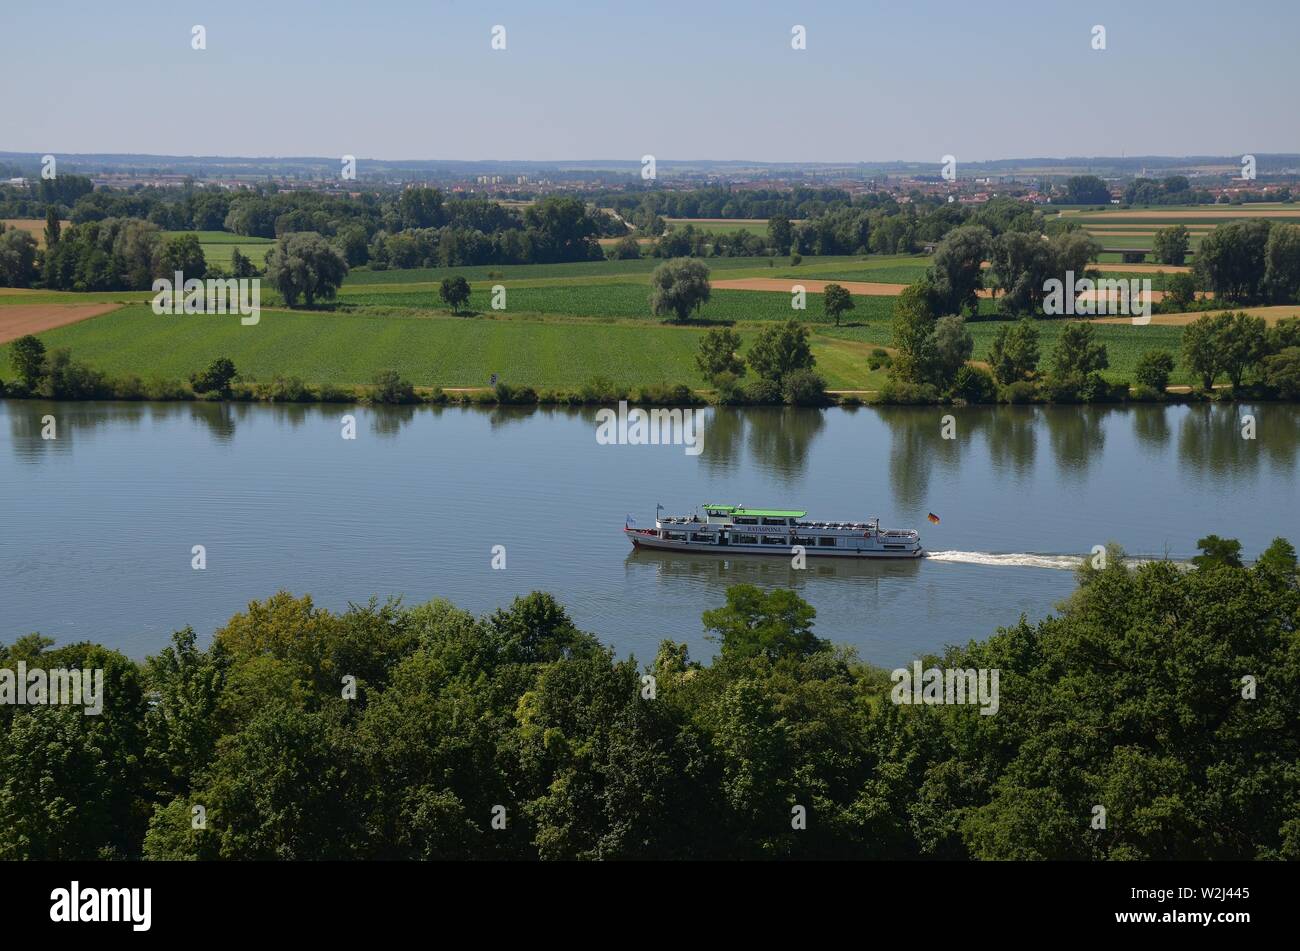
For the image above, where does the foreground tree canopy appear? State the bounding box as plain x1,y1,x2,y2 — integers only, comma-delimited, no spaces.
1,538,1297,860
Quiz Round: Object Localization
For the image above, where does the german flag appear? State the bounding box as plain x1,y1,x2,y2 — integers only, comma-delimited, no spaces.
927,512,941,524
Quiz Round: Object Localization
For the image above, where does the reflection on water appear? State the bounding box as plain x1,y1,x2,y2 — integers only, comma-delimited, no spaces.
626,547,923,589
8,399,1298,483
2,398,1297,662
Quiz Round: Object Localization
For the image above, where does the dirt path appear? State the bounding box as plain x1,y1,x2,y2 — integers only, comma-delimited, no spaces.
0,303,123,344
1093,304,1298,326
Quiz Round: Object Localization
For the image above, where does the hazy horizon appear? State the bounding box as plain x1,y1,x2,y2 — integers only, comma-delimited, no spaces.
4,0,1298,161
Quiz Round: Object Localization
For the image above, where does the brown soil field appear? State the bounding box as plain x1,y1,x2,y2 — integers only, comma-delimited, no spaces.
0,302,123,343
1093,305,1299,326
712,278,918,296
1083,229,1209,237
2,218,70,249
1074,209,1300,219
977,261,1191,274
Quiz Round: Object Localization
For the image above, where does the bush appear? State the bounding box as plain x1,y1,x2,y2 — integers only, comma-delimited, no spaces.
38,350,110,400
1262,346,1300,398
634,382,700,406
838,394,863,407
577,375,627,404
110,375,149,400
710,371,745,405
257,376,311,403
316,383,355,403
494,382,538,405
190,357,238,397
424,387,448,405
781,368,828,406
1080,371,1128,403
370,369,417,405
874,380,941,404
741,378,783,404
1134,350,1176,391
145,378,193,401
1000,380,1038,404
949,365,997,404
1130,383,1165,402
1040,374,1083,403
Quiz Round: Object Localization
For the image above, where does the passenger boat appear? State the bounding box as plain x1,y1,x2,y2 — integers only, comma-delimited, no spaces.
624,504,924,559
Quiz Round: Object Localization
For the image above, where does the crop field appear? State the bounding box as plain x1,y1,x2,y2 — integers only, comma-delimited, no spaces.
163,231,275,269
664,218,781,235
5,244,1204,395
822,317,1190,385
1,218,69,248
339,254,876,287
5,302,886,390
336,281,917,326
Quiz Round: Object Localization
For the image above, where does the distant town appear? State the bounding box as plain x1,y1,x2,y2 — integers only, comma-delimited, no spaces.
3,152,1298,206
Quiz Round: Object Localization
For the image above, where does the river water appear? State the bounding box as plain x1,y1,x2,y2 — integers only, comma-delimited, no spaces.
2,400,1296,666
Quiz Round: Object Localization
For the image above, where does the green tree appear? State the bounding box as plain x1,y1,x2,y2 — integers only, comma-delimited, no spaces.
1063,175,1112,204
928,225,990,315
701,584,826,661
931,315,974,384
611,235,641,260
44,206,61,248
1263,347,1300,398
1051,322,1109,378
1263,223,1300,303
1218,311,1268,389
767,214,793,254
230,246,257,279
988,317,1040,384
649,258,711,323
0,228,39,287
747,318,815,384
9,334,47,391
696,327,746,381
890,281,941,384
1152,225,1190,266
190,356,238,397
264,232,348,307
822,282,854,326
158,232,207,280
1164,271,1197,312
1195,219,1271,302
439,276,472,314
1134,350,1176,391
1181,311,1229,390
1193,535,1243,570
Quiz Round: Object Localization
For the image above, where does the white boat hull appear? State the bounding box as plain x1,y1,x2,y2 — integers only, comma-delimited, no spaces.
625,529,924,559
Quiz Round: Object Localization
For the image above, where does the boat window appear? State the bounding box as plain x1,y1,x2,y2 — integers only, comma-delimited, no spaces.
818,537,837,547
732,533,758,545
761,536,786,545
733,516,758,525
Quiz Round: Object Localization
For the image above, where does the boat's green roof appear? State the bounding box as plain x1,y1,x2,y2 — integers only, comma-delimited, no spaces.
703,504,807,518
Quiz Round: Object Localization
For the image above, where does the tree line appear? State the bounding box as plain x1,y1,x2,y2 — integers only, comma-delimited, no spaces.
1,536,1296,860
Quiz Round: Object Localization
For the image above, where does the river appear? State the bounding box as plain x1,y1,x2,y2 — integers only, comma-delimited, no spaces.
2,400,1296,665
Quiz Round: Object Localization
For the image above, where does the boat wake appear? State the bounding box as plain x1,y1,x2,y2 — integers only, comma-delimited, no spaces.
924,550,1084,571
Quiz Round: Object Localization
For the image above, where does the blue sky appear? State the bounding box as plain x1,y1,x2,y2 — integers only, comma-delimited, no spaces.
3,0,1296,162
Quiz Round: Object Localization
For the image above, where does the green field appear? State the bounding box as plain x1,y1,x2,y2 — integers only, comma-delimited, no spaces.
163,231,275,269
663,218,777,235
9,303,891,390
3,249,1198,394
